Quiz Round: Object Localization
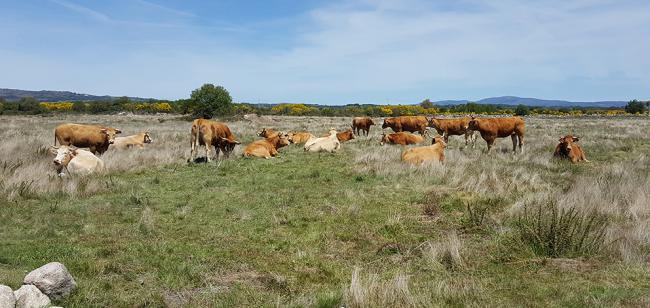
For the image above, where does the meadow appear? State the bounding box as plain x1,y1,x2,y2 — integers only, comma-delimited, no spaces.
1,114,649,307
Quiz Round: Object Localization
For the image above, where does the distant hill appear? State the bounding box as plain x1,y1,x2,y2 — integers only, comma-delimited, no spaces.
0,88,152,102
435,96,627,108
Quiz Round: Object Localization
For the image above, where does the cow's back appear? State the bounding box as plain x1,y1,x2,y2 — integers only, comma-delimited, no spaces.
55,123,103,147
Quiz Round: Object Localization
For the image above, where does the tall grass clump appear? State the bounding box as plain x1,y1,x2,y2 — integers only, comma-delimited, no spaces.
514,201,610,258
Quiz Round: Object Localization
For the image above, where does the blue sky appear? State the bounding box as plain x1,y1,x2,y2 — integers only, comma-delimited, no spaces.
1,0,649,104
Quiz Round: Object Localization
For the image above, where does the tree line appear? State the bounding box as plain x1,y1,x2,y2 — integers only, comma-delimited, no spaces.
1,84,647,117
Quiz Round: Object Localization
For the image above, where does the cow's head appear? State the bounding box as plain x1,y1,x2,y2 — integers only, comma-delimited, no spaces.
428,117,440,129
380,133,389,145
143,132,153,144
101,127,122,144
368,118,375,126
558,135,579,153
50,145,77,167
257,128,277,138
275,132,293,148
431,135,447,147
328,128,338,137
219,137,241,153
467,116,480,131
382,118,393,129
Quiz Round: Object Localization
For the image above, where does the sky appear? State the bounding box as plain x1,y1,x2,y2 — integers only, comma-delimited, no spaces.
0,0,649,104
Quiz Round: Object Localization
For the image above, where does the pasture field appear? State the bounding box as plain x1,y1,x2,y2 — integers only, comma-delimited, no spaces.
1,114,650,307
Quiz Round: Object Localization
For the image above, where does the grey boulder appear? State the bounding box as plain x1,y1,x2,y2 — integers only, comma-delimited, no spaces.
0,285,16,308
23,262,76,300
13,285,50,308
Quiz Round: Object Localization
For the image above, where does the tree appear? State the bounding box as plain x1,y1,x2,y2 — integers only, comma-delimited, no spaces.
419,99,434,109
625,100,647,114
514,104,529,116
189,84,233,118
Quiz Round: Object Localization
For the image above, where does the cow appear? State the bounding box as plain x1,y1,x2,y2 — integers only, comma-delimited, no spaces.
380,132,425,146
49,145,105,176
190,119,240,162
554,135,589,163
54,123,122,155
428,117,476,148
287,132,314,144
401,136,447,165
467,116,525,153
333,129,355,142
112,132,152,150
304,129,341,153
243,132,293,158
352,117,375,136
381,116,429,135
257,128,278,138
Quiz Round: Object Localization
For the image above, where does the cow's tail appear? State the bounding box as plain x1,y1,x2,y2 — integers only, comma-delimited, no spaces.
53,132,57,146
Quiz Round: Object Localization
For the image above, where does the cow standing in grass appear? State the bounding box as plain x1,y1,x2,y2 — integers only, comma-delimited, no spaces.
382,116,429,135
54,123,122,155
467,116,525,153
554,135,589,163
190,119,240,162
428,117,476,148
352,117,374,136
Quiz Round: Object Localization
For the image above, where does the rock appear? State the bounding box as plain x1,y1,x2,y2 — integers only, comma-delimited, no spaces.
0,285,16,308
13,285,50,308
23,262,76,300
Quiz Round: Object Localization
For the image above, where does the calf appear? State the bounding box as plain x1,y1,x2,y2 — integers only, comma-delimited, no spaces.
554,135,589,163
305,129,341,153
54,123,122,155
288,132,314,144
401,136,447,165
336,129,355,142
467,116,525,153
50,145,105,176
243,132,293,158
380,132,425,146
112,132,152,150
352,117,375,136
429,117,476,148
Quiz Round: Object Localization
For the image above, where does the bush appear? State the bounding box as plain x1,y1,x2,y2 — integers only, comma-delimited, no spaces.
514,201,609,258
189,84,233,119
625,100,648,114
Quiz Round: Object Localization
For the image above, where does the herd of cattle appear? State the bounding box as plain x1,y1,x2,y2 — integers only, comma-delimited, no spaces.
47,115,588,176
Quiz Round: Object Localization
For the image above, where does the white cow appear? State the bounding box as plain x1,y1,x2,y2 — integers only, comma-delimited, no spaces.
50,145,105,176
112,131,153,150
304,129,341,153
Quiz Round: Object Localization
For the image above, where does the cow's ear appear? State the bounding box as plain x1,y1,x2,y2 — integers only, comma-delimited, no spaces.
558,137,564,142
115,129,122,134
49,146,59,155
572,136,580,142
100,128,108,133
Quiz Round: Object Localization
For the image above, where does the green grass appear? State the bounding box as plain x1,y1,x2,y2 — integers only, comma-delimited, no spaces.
1,116,650,307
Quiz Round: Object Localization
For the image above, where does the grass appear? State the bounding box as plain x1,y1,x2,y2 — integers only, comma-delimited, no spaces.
1,114,650,306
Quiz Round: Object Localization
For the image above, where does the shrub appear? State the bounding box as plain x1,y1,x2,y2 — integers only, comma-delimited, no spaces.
514,201,609,258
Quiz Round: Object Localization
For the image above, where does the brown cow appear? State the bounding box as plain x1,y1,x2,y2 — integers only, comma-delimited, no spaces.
288,132,314,144
54,123,122,155
243,132,293,158
554,135,589,163
401,136,447,165
352,117,375,136
382,116,429,135
257,128,278,138
336,129,355,142
428,117,476,148
467,116,525,153
190,119,240,162
380,132,425,146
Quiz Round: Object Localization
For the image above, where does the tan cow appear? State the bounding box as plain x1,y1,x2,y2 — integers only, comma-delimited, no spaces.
554,135,589,163
288,132,314,144
243,132,293,158
54,123,122,155
305,129,341,153
401,136,447,165
380,132,425,145
257,128,278,138
352,117,375,136
467,116,525,153
429,117,476,148
50,145,105,176
112,132,152,150
190,119,240,162
382,116,429,135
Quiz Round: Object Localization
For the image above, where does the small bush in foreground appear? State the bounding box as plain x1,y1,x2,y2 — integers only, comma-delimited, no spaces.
514,201,609,258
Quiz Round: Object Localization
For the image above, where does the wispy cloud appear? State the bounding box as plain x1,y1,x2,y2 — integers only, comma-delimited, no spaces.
49,0,111,22
135,0,195,18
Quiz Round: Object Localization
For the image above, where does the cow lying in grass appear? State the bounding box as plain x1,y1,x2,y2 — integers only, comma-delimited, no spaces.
554,135,589,163
380,132,425,146
243,132,293,158
305,129,341,153
112,132,152,150
50,145,105,176
401,136,447,165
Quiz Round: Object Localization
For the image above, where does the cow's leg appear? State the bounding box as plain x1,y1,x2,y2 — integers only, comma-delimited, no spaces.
511,135,518,154
204,144,211,162
518,134,524,153
471,132,477,149
485,137,495,153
